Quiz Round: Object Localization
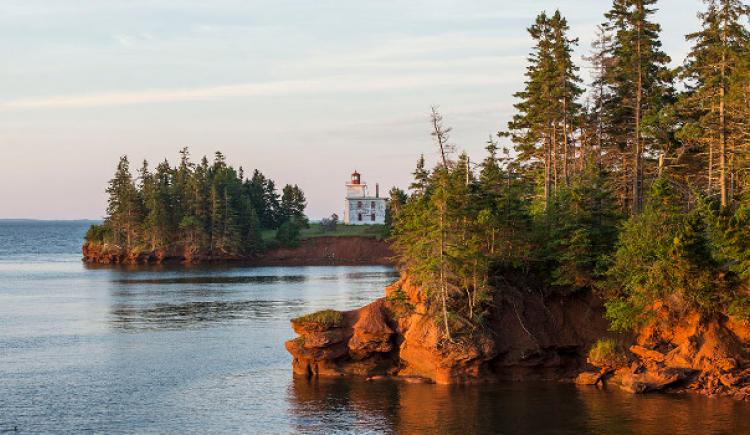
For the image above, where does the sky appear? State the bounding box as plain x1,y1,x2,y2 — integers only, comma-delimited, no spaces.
0,0,703,220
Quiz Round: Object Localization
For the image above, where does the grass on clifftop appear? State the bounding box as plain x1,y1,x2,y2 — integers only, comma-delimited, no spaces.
262,223,387,242
292,309,345,328
588,338,627,367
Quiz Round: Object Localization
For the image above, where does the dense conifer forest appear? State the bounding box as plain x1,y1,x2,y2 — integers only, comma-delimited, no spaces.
388,0,750,340
86,148,308,255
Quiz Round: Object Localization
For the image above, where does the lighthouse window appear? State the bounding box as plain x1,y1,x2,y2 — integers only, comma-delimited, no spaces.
357,201,362,209
371,213,375,221
371,201,375,208
358,213,362,221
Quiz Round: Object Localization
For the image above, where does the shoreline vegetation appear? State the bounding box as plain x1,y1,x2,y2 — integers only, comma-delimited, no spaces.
82,148,393,265
287,0,750,401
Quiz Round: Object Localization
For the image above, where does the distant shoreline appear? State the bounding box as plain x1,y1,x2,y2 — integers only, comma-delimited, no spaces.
82,235,394,267
0,218,103,223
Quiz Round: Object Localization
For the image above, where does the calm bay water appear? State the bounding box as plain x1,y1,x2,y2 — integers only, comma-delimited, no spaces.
1,221,750,434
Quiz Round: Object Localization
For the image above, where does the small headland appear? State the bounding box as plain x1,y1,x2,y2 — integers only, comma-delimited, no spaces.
286,274,609,385
82,224,393,266
287,274,750,401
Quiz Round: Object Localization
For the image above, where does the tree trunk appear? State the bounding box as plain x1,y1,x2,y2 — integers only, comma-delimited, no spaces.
563,99,569,184
719,12,728,207
633,10,644,214
552,122,559,193
439,209,451,341
544,130,552,208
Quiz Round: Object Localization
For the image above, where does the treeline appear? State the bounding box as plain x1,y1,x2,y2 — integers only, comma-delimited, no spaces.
389,0,750,341
86,148,307,256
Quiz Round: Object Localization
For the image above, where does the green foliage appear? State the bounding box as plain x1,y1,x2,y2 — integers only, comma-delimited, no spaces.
96,149,304,256
728,296,750,322
320,213,339,232
544,165,620,289
292,309,344,329
602,178,745,329
275,218,303,247
604,298,648,331
84,223,110,242
387,3,750,339
588,338,627,367
384,187,408,231
280,184,308,226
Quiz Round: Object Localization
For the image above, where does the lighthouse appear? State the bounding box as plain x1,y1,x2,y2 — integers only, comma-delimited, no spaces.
343,170,387,225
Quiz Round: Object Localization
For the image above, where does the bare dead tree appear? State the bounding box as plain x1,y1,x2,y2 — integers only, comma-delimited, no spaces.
430,106,455,167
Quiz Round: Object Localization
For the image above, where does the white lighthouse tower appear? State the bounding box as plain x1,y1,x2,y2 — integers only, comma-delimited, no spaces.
343,170,387,225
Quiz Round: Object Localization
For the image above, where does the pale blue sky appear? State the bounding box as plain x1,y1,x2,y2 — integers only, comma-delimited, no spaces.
0,0,701,219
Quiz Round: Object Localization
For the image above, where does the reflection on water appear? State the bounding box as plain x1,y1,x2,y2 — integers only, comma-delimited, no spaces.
103,267,398,331
289,377,750,434
112,274,309,285
111,299,309,330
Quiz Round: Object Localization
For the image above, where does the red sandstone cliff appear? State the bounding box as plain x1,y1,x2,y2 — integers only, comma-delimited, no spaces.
576,302,750,400
286,275,750,400
82,236,393,266
286,275,608,385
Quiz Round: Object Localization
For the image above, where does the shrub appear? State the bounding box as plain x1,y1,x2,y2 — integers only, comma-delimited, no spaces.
602,178,731,328
85,223,110,242
320,213,339,232
291,309,344,329
588,338,627,368
276,218,302,247
728,295,750,323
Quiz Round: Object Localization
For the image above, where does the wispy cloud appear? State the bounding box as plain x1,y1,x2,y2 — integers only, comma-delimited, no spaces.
0,73,511,110
114,33,155,48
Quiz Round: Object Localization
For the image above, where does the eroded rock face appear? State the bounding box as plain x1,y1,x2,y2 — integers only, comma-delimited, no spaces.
285,299,399,378
286,275,605,385
287,275,750,399
580,305,750,400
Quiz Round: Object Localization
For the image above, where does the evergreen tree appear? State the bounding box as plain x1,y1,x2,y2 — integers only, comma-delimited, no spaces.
409,154,429,194
105,156,143,247
507,10,582,203
602,0,673,213
280,184,307,225
89,149,305,257
507,11,556,205
142,160,175,249
677,0,750,207
550,10,585,185
385,187,408,230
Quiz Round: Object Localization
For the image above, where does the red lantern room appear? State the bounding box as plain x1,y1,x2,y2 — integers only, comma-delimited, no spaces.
351,170,361,185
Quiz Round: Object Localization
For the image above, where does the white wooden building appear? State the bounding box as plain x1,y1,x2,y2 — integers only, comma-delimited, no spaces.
343,171,387,225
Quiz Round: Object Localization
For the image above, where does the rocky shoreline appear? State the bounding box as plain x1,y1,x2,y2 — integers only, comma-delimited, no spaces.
575,304,750,400
286,275,608,384
286,275,750,401
82,236,393,266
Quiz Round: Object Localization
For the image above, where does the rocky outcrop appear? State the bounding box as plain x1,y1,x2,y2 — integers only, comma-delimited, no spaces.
578,303,750,400
286,274,608,384
287,275,750,400
82,236,393,266
285,300,399,378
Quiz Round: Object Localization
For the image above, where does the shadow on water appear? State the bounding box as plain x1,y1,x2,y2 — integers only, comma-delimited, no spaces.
288,377,750,434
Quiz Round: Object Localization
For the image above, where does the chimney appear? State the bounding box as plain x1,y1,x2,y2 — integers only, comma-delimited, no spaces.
376,183,380,198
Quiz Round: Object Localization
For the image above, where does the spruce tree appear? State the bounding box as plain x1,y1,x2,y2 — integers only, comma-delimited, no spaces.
602,0,672,213
105,156,143,247
678,0,750,207
409,154,429,194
